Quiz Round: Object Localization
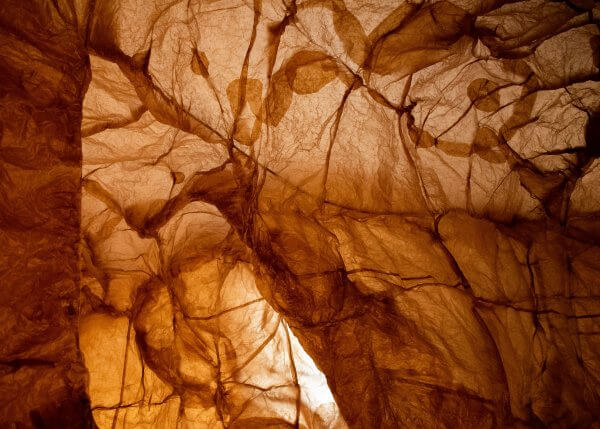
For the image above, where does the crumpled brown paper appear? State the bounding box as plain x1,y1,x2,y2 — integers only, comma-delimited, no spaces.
1,0,599,427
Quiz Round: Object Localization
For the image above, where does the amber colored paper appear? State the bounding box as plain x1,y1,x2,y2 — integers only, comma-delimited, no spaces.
1,0,600,428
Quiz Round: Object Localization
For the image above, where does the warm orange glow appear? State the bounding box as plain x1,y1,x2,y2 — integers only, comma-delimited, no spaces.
1,0,599,428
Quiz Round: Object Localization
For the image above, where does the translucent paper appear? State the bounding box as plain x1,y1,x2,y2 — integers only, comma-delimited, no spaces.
1,0,599,428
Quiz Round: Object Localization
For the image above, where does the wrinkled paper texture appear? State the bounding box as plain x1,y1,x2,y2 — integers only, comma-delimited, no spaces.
1,0,600,428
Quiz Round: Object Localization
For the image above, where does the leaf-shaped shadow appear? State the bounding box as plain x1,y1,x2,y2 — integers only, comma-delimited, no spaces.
330,0,369,66
321,0,471,77
467,78,501,112
265,50,342,127
191,49,210,78
368,1,472,76
227,78,264,145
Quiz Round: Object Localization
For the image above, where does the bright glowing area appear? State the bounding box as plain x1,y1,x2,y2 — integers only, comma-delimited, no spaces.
286,322,348,428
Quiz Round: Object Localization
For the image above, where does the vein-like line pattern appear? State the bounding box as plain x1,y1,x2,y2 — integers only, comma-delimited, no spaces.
1,0,599,428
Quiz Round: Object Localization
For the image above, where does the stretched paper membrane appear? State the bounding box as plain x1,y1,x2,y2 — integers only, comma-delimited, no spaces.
1,0,599,427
